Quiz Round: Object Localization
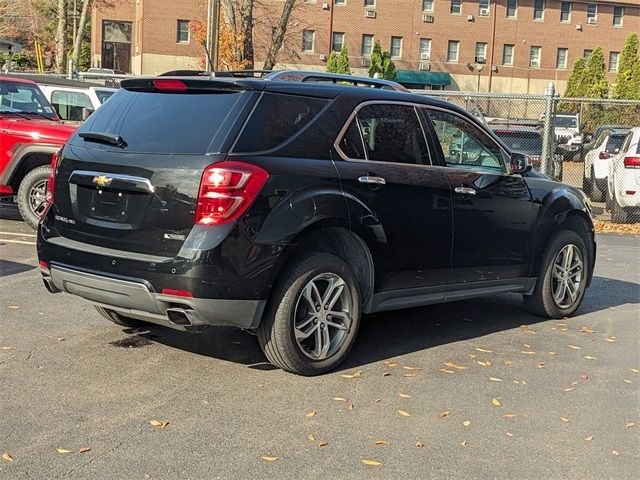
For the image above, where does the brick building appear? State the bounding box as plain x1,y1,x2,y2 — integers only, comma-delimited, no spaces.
91,0,639,93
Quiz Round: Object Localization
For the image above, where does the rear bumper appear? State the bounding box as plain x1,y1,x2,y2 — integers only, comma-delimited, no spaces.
42,264,265,331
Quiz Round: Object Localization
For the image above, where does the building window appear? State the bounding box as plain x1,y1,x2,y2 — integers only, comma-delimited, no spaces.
447,40,459,63
587,4,597,23
332,32,344,52
422,0,434,11
584,49,592,59
556,48,568,69
420,38,432,60
450,0,462,15
560,2,571,22
506,0,517,18
530,46,541,68
609,52,620,72
503,44,514,65
302,30,314,52
475,42,487,63
478,0,489,16
334,0,346,5
361,34,373,56
364,0,376,7
613,6,624,27
533,0,544,20
176,20,190,43
390,36,403,58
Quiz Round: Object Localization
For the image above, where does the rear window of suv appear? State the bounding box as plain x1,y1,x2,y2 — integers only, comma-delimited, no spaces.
73,89,248,154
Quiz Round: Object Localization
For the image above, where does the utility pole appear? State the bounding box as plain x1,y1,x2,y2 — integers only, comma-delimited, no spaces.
205,0,221,72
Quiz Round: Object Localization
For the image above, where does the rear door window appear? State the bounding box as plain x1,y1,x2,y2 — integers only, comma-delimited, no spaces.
605,135,626,154
51,90,93,121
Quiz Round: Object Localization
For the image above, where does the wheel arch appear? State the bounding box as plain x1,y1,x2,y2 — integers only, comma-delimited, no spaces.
4,145,57,192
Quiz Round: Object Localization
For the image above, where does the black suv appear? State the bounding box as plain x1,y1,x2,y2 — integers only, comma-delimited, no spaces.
37,73,596,375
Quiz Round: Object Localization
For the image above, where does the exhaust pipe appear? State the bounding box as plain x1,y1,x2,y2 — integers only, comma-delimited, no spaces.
166,308,193,326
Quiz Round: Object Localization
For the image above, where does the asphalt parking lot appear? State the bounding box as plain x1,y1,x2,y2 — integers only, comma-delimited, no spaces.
1,204,639,480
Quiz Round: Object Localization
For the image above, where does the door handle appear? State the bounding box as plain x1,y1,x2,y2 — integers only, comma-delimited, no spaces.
358,176,386,185
454,186,476,196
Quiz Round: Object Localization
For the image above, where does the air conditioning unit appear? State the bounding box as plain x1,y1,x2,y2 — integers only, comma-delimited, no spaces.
475,56,486,64
530,60,540,68
479,8,489,16
587,17,597,24
361,58,371,67
419,62,431,71
467,14,475,21
365,9,376,18
420,52,430,61
319,54,327,61
322,2,329,10
422,13,434,23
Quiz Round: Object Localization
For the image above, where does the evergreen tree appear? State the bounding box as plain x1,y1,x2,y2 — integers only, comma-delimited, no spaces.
368,39,383,77
336,45,351,75
564,57,586,98
381,52,397,81
326,51,338,73
614,33,640,100
581,47,609,98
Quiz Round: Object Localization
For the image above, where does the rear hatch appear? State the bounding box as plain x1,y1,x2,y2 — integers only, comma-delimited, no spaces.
51,78,261,256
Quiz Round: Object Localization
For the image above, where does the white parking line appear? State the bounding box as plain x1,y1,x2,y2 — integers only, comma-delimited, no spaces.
0,231,37,237
0,238,36,245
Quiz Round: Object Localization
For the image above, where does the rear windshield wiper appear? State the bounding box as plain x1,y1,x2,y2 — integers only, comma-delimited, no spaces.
79,131,127,148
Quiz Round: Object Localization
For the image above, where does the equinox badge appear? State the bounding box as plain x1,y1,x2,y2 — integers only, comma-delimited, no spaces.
92,175,113,187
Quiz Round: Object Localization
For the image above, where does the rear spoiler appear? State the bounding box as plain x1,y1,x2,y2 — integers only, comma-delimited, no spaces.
120,77,264,93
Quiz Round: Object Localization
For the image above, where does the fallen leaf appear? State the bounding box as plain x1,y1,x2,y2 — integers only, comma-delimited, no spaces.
623,379,632,384
563,387,576,392
362,459,383,466
149,419,169,428
384,361,399,368
332,397,347,402
439,368,455,373
2,452,13,462
306,411,317,417
318,440,328,447
521,351,536,355
1,346,13,350
57,337,65,342
348,404,355,411
556,323,568,327
460,440,468,447
403,366,423,371
57,448,71,454
403,373,416,378
489,377,503,382
374,398,382,403
79,448,90,453
398,410,411,417
506,432,514,437
611,450,620,457
504,360,513,365
606,337,618,343
560,417,570,423
538,362,546,368
571,381,579,386
438,411,450,418
374,440,389,446
475,348,493,353
584,436,593,442
580,374,589,380
503,413,517,418
382,372,391,377
567,345,582,350
261,456,278,462
340,370,363,379
463,420,471,427
444,362,469,370
513,380,520,384
584,356,597,360
7,305,20,309
308,434,315,442
580,326,595,333
630,368,639,373
415,442,424,448
523,343,532,348
399,393,412,398
549,352,558,356
625,422,635,429
491,398,501,407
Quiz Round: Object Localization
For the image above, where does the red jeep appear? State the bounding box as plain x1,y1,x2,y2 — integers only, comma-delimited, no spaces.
1,76,75,228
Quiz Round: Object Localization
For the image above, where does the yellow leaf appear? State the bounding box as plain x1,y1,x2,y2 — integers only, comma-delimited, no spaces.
567,345,582,350
374,440,389,446
538,362,546,368
403,373,416,378
523,343,532,348
444,362,469,370
504,360,513,365
606,337,618,343
1,346,13,350
521,351,536,355
549,352,558,356
625,422,635,429
491,398,501,407
503,413,517,418
374,398,382,403
584,436,593,442
306,411,317,417
460,440,468,447
630,368,639,373
415,442,424,448
403,366,423,371
308,434,315,442
560,417,570,423
261,456,278,462
57,448,71,454
580,374,589,380
57,337,65,342
340,370,363,379
399,393,412,398
79,448,91,453
384,361,399,368
362,459,383,466
463,420,471,427
584,356,597,360
318,440,328,447
623,379,632,384
332,397,347,402
2,452,13,462
348,404,355,411
149,419,169,428
475,348,493,353
382,372,391,377
506,432,514,437
439,368,455,374
398,410,411,417
611,450,620,457
580,326,595,333
438,411,450,418
7,305,20,309
563,387,576,392
489,377,503,382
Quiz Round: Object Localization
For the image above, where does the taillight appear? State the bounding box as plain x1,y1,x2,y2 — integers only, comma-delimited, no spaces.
161,289,193,298
194,161,268,226
527,155,542,164
623,156,640,169
599,151,613,160
153,79,188,92
46,148,63,207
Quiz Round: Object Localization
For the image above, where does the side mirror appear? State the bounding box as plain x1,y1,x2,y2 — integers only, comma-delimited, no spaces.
81,107,94,121
510,152,530,174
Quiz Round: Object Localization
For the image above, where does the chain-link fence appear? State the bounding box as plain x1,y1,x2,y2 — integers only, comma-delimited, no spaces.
413,88,640,224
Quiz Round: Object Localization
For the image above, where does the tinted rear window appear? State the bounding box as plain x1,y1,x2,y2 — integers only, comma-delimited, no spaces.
73,89,247,154
605,135,626,153
234,93,329,152
494,132,543,151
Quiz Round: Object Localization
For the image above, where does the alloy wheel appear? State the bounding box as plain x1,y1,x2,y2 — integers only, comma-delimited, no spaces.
551,244,584,309
28,179,49,218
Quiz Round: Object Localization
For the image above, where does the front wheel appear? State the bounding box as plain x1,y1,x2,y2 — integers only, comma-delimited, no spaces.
524,230,589,319
16,165,51,230
258,253,361,376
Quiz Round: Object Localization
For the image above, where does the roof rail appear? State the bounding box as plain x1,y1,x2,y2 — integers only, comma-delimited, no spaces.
264,70,409,92
159,69,272,78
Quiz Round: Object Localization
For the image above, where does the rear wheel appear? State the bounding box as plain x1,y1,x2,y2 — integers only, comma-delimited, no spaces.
524,230,589,319
590,168,604,202
258,253,361,376
610,191,630,224
16,165,51,230
582,174,593,196
95,306,147,328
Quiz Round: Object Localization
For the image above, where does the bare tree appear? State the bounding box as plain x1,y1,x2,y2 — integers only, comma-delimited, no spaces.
69,0,89,68
54,0,67,73
262,0,295,70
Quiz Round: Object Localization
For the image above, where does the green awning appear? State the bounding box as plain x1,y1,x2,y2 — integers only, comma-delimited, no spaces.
396,70,451,86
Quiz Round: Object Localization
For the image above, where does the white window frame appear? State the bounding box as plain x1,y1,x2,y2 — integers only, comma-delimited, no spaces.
302,30,315,53
332,32,345,52
450,0,462,15
533,0,545,21
530,46,541,68
176,19,190,44
475,42,487,62
503,44,514,66
390,36,403,59
419,38,432,60
556,48,568,69
613,6,624,27
506,0,518,19
587,3,598,23
422,0,434,12
478,0,490,16
447,40,460,63
560,2,571,23
361,34,373,57
609,52,619,73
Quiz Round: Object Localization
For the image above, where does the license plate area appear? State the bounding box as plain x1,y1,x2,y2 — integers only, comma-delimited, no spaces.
89,188,129,221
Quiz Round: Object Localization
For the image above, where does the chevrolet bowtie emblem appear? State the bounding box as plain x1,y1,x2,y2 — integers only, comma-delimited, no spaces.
92,175,113,187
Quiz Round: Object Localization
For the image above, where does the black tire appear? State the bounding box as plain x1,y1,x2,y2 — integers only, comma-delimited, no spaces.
582,175,593,196
524,230,589,319
610,191,630,224
590,168,604,202
257,253,361,376
95,306,147,328
16,165,51,230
